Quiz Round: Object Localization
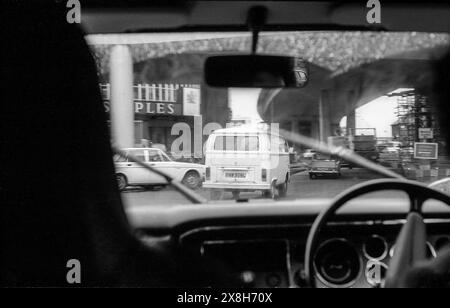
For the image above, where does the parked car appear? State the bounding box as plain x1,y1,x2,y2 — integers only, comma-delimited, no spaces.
309,159,341,179
203,125,290,199
302,148,317,159
114,148,205,190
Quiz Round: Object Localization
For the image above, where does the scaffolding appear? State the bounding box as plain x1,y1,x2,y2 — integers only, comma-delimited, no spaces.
392,90,416,147
390,89,439,163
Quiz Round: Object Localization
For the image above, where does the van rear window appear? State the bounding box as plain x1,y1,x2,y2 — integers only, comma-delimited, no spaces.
214,135,259,151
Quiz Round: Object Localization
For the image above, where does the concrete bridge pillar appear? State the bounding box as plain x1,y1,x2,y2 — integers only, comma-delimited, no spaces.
311,116,320,140
319,89,332,142
330,123,342,136
346,90,357,136
110,45,134,148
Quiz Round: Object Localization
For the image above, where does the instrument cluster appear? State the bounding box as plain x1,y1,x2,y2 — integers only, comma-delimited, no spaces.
197,231,449,288
290,233,448,288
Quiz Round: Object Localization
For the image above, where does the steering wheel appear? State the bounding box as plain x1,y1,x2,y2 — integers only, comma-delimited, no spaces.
304,179,450,288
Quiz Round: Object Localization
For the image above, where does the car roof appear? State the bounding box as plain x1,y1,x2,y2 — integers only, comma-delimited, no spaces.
81,1,450,34
211,124,286,137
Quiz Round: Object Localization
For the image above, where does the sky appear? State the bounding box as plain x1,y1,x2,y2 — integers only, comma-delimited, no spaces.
340,96,398,138
228,88,263,123
355,96,398,137
340,88,413,137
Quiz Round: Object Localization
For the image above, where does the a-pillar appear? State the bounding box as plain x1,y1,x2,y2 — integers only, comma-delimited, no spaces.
110,45,134,148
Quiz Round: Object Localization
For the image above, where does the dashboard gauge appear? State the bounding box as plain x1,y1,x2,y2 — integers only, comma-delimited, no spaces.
314,238,361,287
365,260,388,287
363,235,388,260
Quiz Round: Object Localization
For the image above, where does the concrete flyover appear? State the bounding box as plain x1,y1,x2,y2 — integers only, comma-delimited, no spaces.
88,31,450,145
258,48,449,141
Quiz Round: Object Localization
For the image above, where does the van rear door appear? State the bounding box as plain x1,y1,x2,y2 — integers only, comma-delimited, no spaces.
208,134,265,183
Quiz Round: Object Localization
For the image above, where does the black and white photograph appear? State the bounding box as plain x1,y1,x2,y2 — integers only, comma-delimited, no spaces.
1,0,450,293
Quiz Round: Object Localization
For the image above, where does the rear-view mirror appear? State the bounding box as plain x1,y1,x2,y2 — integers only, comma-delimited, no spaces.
204,55,308,88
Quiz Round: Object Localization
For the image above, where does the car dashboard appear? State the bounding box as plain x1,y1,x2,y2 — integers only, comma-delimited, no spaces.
127,199,450,288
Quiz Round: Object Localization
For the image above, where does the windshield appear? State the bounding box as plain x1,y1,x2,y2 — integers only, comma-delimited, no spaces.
86,31,450,205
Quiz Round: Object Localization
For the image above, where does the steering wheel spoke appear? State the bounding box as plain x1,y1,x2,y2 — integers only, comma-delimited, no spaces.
407,192,427,213
384,212,427,287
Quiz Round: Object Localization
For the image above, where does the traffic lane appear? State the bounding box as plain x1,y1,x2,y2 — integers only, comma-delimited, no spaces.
121,168,403,207
285,168,385,199
285,173,366,199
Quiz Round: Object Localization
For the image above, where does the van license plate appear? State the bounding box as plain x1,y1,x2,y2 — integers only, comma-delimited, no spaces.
225,172,246,178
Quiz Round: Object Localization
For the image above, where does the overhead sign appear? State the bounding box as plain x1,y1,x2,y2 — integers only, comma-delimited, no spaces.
414,142,438,159
418,128,434,139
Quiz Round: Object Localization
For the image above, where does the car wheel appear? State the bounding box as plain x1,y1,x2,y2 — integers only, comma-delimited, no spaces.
309,174,316,180
182,170,201,189
116,174,127,191
277,178,288,198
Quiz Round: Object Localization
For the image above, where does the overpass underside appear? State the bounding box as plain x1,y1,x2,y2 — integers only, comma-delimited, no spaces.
258,56,443,144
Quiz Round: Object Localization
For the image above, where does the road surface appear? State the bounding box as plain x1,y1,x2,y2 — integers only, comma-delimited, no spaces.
121,168,403,207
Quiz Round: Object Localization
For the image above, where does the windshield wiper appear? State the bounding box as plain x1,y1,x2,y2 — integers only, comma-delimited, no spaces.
112,147,207,204
279,129,404,180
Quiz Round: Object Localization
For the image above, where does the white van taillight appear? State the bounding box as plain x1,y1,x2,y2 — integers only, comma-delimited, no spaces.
261,169,267,182
206,167,210,181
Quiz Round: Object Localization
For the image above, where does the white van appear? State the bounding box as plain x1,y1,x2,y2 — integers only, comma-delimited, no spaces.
203,125,290,199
